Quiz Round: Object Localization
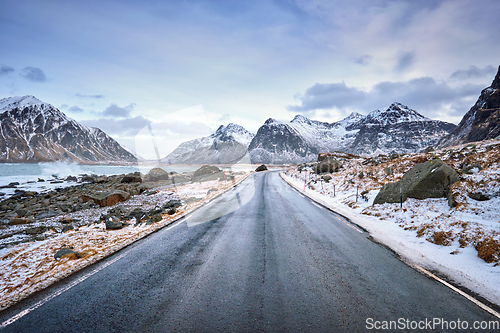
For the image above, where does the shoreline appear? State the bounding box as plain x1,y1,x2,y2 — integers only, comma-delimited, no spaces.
0,166,253,311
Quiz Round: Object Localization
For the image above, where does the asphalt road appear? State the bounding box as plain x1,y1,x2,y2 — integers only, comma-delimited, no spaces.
1,171,498,332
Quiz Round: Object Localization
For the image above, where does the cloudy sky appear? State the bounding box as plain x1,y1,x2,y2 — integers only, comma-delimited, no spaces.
1,0,499,157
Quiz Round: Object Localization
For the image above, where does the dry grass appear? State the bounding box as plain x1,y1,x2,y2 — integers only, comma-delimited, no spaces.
475,238,500,263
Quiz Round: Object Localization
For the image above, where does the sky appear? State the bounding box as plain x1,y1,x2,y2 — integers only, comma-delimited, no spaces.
1,0,499,158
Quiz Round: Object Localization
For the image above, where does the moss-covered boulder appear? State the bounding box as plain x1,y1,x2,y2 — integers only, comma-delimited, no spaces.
374,159,460,206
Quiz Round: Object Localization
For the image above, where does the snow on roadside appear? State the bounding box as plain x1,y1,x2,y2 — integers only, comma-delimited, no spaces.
0,172,251,311
281,139,500,306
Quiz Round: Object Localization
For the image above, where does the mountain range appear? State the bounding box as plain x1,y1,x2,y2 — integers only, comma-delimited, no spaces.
0,96,136,163
1,66,498,165
246,103,456,163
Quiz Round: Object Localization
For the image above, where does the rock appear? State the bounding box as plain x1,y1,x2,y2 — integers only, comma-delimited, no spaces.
24,226,47,235
255,164,268,172
62,224,74,232
105,216,124,230
385,166,393,175
60,217,74,224
314,159,341,174
127,208,146,221
374,159,460,206
54,248,81,260
192,165,222,181
21,191,37,197
50,180,64,184
146,168,169,182
167,208,176,215
468,192,490,201
9,217,34,225
147,213,163,224
321,175,332,183
121,172,143,183
163,199,182,210
82,190,130,207
461,162,482,174
38,178,45,182
36,211,60,219
80,175,95,183
15,208,28,217
65,175,78,181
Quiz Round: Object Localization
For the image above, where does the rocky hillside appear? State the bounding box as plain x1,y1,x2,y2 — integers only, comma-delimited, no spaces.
162,123,254,164
0,96,137,163
439,65,500,147
248,103,456,164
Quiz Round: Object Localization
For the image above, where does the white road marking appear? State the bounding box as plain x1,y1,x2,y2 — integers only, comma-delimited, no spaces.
1,252,127,328
311,202,322,209
413,265,500,320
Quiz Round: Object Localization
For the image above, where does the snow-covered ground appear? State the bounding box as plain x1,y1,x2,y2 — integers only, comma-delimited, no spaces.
282,139,500,306
0,172,251,311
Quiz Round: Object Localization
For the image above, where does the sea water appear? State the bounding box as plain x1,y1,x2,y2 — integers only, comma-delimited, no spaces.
0,162,199,200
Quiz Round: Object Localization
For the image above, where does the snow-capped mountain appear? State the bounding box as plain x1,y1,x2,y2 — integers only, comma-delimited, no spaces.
162,123,254,164
439,65,500,148
347,103,456,155
248,103,456,163
0,95,137,163
248,114,359,164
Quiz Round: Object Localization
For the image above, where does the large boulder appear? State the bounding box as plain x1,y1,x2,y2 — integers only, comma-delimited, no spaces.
82,190,131,207
374,159,460,206
145,168,169,182
121,172,142,183
192,165,222,182
314,154,342,174
255,164,268,172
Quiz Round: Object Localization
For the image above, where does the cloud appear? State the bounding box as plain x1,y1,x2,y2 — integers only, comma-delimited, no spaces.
81,116,151,137
395,51,415,72
19,67,47,82
450,65,497,80
100,103,136,118
75,93,105,99
0,65,14,76
68,105,84,113
287,76,484,120
219,114,231,122
286,82,367,113
352,55,373,66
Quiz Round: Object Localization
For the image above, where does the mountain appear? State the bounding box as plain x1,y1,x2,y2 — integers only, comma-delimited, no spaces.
162,123,254,164
248,115,359,164
248,103,456,163
347,103,456,155
439,65,500,147
0,95,137,163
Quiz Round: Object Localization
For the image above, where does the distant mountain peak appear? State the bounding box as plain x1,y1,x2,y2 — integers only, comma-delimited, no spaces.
362,103,429,127
0,95,46,113
290,114,310,123
491,65,500,90
264,118,280,125
0,95,136,163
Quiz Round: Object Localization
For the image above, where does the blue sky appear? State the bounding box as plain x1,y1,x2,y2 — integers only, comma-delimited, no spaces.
1,0,499,156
